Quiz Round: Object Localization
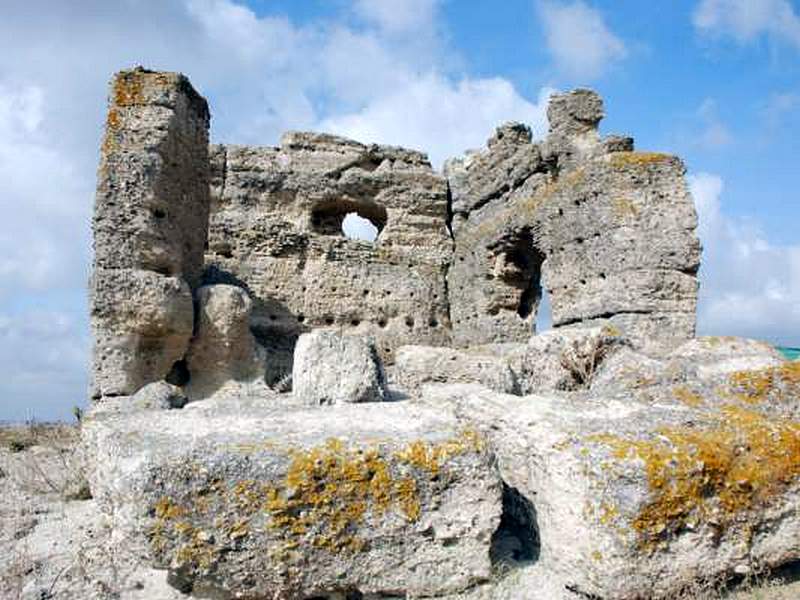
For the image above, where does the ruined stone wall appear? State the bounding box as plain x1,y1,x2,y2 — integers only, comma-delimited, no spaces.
90,68,210,398
90,71,700,400
445,90,701,350
203,134,453,382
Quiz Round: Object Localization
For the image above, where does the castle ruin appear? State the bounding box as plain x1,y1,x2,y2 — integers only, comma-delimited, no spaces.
82,68,800,600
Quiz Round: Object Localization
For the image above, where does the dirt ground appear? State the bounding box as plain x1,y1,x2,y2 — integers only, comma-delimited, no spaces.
1,422,799,600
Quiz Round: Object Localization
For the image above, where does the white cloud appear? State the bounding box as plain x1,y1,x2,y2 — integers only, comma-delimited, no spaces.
353,0,441,34
322,76,552,168
693,0,800,49
695,98,734,149
690,172,800,344
538,1,627,80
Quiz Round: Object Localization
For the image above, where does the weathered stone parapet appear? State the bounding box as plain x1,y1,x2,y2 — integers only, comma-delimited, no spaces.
204,133,453,385
446,89,700,351
90,67,210,399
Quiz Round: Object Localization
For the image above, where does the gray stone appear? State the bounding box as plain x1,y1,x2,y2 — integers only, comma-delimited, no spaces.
90,269,194,398
393,345,519,395
446,89,700,352
130,382,188,411
422,363,800,599
205,133,453,383
82,401,502,599
293,330,387,405
185,284,265,399
90,67,210,400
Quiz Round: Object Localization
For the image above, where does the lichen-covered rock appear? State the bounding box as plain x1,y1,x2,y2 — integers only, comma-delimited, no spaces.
90,67,210,399
82,400,502,598
293,330,387,405
446,90,700,352
392,345,519,395
186,284,265,399
423,357,800,599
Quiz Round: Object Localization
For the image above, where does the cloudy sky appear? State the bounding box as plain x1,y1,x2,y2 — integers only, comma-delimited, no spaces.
1,0,798,421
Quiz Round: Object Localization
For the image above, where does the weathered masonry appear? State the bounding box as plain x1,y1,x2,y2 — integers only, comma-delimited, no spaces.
90,67,700,400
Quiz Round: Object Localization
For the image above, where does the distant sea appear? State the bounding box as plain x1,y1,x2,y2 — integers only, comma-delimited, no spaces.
778,347,800,361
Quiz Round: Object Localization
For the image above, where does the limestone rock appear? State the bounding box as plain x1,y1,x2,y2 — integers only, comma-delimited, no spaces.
82,401,502,598
423,361,800,599
91,68,210,400
293,330,387,405
186,284,265,399
474,326,628,395
393,345,519,395
447,89,700,352
130,382,188,411
90,269,194,398
204,133,453,383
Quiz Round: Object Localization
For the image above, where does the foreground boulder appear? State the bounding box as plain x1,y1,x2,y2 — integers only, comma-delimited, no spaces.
293,331,387,405
423,356,800,599
82,399,501,598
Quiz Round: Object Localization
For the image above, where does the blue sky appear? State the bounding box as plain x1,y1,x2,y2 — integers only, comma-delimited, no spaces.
0,0,798,421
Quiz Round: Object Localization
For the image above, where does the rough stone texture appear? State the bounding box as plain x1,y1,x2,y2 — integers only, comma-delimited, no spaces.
423,353,800,599
392,345,519,395
472,325,629,395
82,400,502,599
293,330,387,405
185,284,265,399
130,381,189,411
445,90,700,352
91,67,210,399
205,133,453,384
90,269,194,398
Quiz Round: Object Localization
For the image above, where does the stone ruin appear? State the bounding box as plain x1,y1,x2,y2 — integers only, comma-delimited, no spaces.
82,68,800,599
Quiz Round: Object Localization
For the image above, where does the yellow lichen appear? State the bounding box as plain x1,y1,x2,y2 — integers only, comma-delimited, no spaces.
612,196,640,219
588,405,800,551
112,71,146,106
728,362,800,404
609,152,672,169
154,497,185,520
673,386,704,408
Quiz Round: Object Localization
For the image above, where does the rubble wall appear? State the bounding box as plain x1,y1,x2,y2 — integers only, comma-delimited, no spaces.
203,134,453,382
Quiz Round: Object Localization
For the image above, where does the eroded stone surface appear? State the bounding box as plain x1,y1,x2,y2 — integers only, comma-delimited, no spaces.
82,401,502,599
205,134,453,383
293,330,387,405
91,67,210,399
186,284,265,399
422,354,800,599
445,90,700,352
393,345,519,395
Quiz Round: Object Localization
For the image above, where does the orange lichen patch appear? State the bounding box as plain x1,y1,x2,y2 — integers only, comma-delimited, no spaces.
106,108,121,130
613,196,640,219
154,496,186,520
394,429,485,476
113,72,145,107
609,152,672,169
728,362,800,404
673,386,704,408
588,405,800,551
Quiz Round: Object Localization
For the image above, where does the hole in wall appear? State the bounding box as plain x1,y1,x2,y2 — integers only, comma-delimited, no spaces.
490,482,540,570
535,286,552,334
311,198,387,241
342,212,379,242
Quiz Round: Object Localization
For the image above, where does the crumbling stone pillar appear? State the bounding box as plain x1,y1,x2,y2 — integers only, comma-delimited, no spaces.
446,90,701,351
90,67,210,399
